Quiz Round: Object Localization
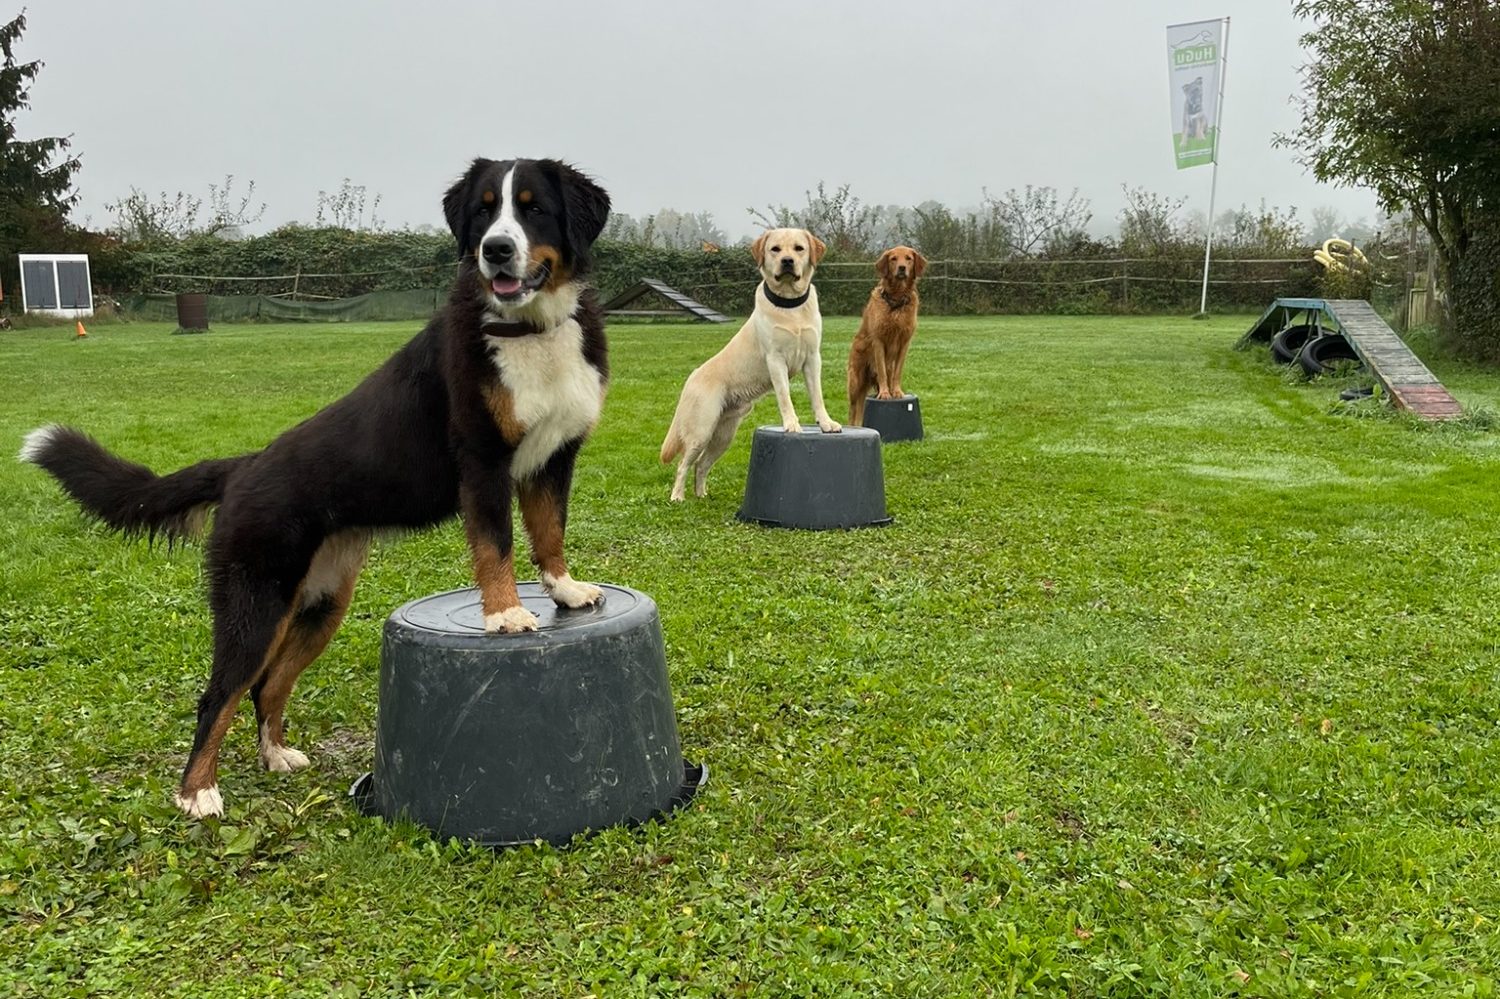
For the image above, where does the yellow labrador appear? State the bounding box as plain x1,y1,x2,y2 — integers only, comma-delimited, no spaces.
660,227,842,501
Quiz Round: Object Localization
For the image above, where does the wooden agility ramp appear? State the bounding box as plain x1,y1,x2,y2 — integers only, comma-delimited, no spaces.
601,278,731,323
1242,297,1462,421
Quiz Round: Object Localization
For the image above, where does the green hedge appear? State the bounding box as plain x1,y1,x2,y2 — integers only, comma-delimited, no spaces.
99,228,1322,318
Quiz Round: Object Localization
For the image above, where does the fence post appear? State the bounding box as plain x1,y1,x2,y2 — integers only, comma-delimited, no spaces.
1121,260,1130,311
1402,220,1417,331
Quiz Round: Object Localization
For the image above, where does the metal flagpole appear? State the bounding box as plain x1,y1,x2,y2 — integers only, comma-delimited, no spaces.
1197,17,1230,316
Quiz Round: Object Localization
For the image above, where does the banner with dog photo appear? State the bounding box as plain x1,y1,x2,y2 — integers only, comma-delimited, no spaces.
1167,19,1224,170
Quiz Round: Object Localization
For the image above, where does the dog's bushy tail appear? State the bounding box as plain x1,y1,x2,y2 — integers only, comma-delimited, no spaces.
659,416,683,465
18,425,249,543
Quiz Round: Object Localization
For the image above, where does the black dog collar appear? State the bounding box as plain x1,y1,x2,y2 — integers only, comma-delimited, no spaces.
480,319,544,338
880,290,911,311
761,281,810,310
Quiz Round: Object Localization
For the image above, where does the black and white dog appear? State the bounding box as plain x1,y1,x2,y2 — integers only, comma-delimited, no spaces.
20,157,612,818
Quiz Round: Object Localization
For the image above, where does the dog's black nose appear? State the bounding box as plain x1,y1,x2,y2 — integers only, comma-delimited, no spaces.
482,237,517,265
779,257,795,270
896,267,907,277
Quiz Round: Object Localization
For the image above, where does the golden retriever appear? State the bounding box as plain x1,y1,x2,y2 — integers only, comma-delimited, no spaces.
847,245,926,425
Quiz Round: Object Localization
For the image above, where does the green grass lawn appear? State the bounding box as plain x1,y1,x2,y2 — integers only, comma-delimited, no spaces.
3,314,1500,996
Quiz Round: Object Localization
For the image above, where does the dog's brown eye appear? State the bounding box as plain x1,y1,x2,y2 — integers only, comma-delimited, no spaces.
795,245,805,252
770,246,780,253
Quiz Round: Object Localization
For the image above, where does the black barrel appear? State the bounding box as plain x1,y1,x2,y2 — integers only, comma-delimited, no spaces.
174,293,209,333
736,425,892,530
359,583,703,846
860,394,924,442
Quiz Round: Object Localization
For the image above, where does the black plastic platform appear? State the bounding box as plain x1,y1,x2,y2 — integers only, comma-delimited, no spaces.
355,583,704,846
736,425,891,530
860,394,924,442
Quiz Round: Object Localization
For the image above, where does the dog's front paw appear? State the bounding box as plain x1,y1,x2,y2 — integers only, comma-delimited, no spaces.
781,420,803,434
876,390,896,400
818,419,843,433
485,606,539,633
544,572,603,609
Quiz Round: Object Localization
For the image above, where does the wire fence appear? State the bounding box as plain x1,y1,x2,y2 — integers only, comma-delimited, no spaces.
128,252,1366,320
654,257,1321,315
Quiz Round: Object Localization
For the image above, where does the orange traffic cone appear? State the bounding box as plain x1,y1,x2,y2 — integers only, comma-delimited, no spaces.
75,321,87,339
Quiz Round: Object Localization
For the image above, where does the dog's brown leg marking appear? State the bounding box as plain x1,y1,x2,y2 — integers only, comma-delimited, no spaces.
180,608,297,797
519,479,567,580
467,523,520,616
255,564,361,756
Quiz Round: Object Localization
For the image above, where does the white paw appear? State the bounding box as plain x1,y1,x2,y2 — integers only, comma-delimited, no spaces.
485,606,539,633
174,785,224,819
543,572,603,609
669,489,686,502
819,419,843,433
260,742,311,773
782,421,803,434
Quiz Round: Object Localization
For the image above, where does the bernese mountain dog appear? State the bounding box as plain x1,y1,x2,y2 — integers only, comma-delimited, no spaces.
19,157,612,818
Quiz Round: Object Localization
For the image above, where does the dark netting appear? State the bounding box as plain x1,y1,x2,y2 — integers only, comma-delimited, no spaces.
124,289,446,324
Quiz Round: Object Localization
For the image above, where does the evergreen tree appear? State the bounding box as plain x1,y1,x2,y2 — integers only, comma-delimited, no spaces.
1,9,82,301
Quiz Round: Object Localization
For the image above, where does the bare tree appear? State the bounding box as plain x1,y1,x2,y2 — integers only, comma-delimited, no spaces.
105,174,264,242
1117,186,1187,256
987,185,1093,257
649,209,727,250
316,179,384,231
749,182,878,254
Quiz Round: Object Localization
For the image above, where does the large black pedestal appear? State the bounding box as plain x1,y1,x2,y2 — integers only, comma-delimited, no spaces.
736,425,891,530
352,583,705,846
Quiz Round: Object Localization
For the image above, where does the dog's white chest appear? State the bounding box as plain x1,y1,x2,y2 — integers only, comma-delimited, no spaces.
486,320,603,479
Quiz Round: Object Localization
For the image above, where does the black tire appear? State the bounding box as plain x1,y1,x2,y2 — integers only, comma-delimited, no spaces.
1270,323,1317,364
1339,386,1375,401
1298,334,1361,377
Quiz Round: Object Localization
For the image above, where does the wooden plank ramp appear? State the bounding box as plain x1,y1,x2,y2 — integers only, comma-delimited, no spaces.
1321,299,1463,421
600,278,731,323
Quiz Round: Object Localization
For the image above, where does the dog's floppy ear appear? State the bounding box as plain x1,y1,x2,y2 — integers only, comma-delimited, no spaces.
875,248,892,278
806,230,827,265
546,160,611,273
912,249,928,278
750,231,770,268
442,158,488,257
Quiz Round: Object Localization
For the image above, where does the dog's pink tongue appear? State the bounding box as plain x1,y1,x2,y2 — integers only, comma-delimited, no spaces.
491,276,522,296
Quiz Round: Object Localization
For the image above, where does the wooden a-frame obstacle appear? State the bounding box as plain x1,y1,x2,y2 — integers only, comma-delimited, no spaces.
1241,297,1462,420
600,278,731,323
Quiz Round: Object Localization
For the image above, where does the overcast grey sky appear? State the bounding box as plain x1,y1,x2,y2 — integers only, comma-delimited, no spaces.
21,0,1378,241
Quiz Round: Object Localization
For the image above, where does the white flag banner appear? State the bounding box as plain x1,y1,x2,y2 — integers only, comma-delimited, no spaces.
1167,19,1225,170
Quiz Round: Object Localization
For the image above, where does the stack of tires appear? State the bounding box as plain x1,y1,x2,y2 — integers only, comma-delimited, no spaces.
1268,322,1363,377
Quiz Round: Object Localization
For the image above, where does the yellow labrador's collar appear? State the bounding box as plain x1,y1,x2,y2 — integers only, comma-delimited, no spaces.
761,281,810,310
